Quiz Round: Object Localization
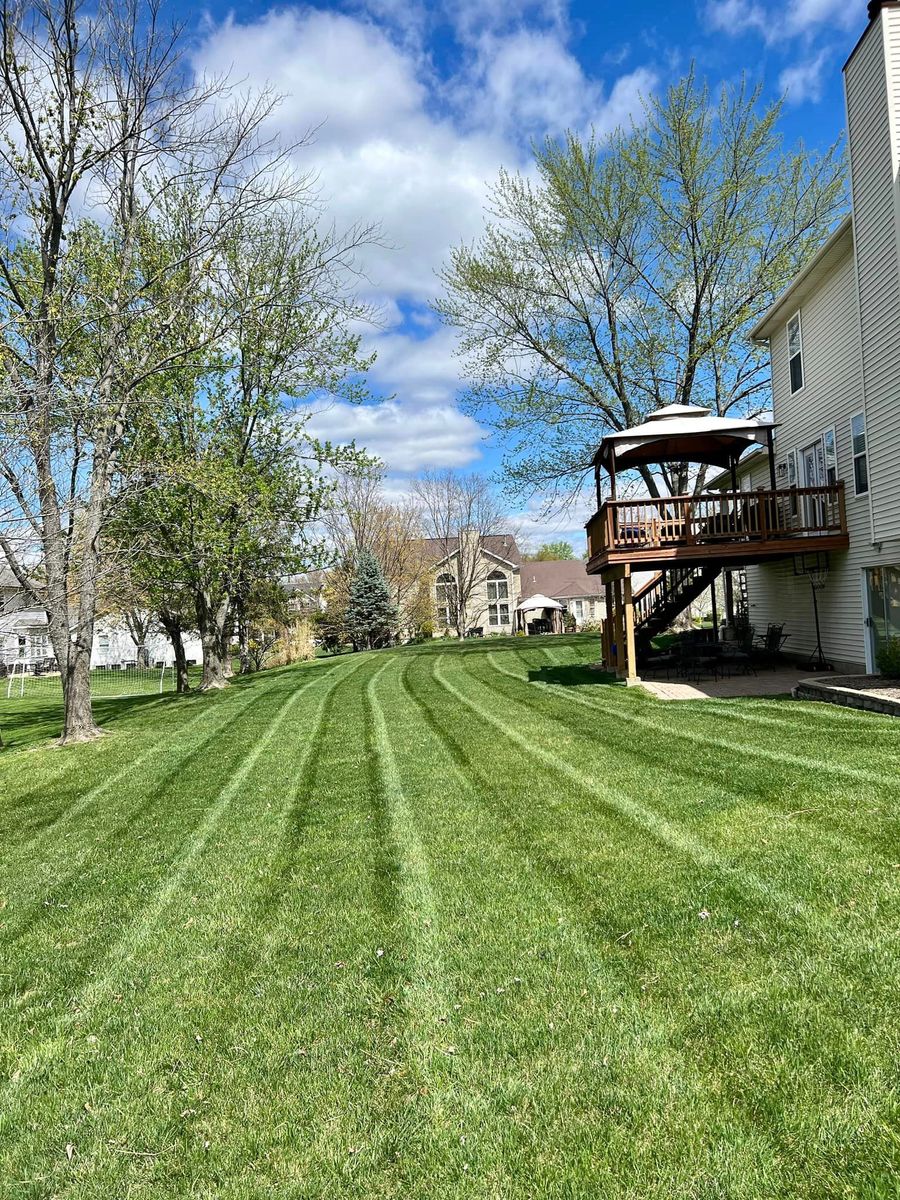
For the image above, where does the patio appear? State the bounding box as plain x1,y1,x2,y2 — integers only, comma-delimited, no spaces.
641,666,813,701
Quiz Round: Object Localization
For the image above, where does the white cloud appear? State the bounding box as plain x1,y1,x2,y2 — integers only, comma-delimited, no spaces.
779,49,830,104
192,6,658,480
705,0,856,42
307,399,485,471
453,30,653,141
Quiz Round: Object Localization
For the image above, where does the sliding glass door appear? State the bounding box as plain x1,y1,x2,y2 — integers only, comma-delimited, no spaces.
865,566,900,670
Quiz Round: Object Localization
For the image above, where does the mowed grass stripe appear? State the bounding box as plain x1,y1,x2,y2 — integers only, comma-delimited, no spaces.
393,651,838,1194
0,657,375,1196
0,658,353,852
0,662,367,1099
0,673,318,1105
0,665,356,962
511,647,898,788
492,646,899,862
442,648,900,961
1,635,898,1198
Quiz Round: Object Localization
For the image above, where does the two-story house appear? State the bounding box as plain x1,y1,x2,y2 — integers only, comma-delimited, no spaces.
425,531,524,635
1,556,202,671
727,1,900,673
583,2,900,681
0,565,52,665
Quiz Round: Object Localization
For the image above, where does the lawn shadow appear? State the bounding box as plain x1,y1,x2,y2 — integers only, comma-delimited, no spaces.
527,663,619,688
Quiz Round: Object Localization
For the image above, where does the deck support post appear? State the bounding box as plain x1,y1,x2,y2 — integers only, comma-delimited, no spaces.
612,578,624,677
724,571,734,626
602,582,613,668
622,566,639,685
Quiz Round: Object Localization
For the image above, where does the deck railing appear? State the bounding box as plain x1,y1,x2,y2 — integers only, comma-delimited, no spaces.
586,484,847,565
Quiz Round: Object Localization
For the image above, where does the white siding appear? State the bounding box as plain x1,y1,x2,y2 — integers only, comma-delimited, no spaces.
737,12,900,673
846,11,900,543
742,239,871,670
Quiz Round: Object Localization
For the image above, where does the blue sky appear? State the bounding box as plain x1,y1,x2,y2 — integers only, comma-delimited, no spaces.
190,0,859,548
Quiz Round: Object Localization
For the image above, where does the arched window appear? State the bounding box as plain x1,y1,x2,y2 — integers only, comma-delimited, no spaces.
435,572,458,627
487,570,510,627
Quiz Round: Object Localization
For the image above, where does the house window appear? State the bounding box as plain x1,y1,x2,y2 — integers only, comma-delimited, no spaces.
486,570,509,626
822,427,837,486
435,573,458,627
573,599,583,620
787,312,803,393
851,413,868,496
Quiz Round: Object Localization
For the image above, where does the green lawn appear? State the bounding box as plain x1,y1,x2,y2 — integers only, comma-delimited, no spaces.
1,635,898,1198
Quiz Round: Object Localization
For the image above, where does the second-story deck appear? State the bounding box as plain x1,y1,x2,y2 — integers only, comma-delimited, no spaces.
586,484,849,576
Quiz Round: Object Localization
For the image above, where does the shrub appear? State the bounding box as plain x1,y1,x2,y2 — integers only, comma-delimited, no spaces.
875,636,900,679
268,619,315,667
579,620,602,634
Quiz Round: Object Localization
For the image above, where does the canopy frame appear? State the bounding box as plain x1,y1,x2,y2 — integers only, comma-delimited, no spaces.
593,404,777,499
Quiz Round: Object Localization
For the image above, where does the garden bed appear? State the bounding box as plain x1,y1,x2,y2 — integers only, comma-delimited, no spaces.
794,673,900,716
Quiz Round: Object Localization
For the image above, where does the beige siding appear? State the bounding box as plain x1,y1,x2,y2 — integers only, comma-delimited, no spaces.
846,11,900,544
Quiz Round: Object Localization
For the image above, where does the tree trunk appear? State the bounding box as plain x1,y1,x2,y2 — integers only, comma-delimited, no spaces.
196,591,231,689
43,596,103,745
159,610,190,694
238,614,254,675
61,638,102,744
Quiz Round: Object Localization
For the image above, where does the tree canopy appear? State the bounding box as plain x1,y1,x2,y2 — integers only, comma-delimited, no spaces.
437,70,847,500
528,541,575,561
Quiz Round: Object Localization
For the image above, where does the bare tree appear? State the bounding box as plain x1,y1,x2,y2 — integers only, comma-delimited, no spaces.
412,470,509,638
322,465,429,633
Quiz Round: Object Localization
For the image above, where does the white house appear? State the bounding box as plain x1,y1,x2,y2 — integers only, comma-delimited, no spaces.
726,1,900,672
0,560,202,671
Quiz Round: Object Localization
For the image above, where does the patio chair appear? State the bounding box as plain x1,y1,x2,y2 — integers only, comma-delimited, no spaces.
675,638,721,682
753,623,789,665
720,623,756,676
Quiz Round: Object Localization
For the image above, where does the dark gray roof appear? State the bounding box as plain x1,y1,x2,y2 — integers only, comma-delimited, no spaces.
520,559,604,601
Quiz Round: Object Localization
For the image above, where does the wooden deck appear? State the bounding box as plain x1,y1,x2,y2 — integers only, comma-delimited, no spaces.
586,485,848,576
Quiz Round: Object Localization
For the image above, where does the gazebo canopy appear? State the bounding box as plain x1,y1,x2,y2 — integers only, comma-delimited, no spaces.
516,593,563,612
594,404,776,473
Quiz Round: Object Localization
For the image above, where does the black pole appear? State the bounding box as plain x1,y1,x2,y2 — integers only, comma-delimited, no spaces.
730,454,739,493
766,428,777,490
710,580,719,641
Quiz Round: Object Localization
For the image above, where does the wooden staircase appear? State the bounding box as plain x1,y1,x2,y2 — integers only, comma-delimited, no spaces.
632,565,722,642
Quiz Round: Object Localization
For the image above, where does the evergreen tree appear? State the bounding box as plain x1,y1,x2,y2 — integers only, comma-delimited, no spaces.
345,552,398,650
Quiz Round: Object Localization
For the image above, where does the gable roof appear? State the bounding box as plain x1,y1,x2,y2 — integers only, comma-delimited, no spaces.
422,534,523,570
519,559,604,600
749,215,853,342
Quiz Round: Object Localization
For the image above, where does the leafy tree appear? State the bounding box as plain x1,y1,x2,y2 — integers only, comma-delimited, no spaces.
529,541,575,561
117,200,374,690
438,70,846,501
0,0,302,741
345,551,397,651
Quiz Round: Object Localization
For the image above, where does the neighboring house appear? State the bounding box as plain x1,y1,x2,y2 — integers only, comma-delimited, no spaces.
283,570,329,615
424,531,523,635
0,566,51,664
720,2,900,672
1,558,202,670
519,560,606,627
